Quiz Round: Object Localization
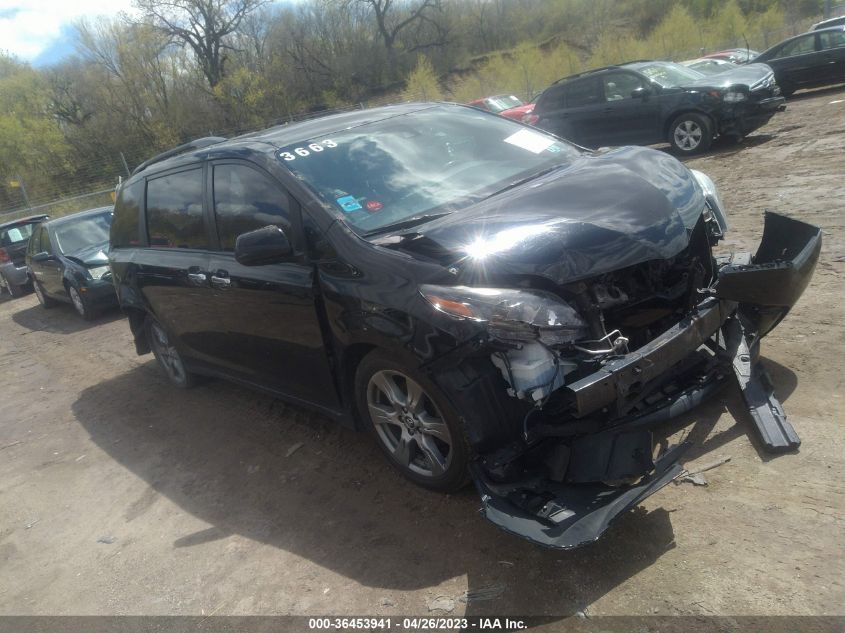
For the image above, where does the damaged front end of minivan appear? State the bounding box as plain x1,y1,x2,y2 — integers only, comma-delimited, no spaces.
414,193,821,549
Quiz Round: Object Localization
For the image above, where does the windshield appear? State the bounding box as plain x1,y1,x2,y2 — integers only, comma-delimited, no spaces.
53,211,113,255
0,222,38,247
631,62,705,88
486,95,523,112
278,106,579,235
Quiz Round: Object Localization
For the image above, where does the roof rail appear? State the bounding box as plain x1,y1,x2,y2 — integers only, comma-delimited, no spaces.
131,136,228,176
551,65,622,84
550,60,659,85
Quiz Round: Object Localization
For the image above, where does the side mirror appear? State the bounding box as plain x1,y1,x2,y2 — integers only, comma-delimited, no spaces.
234,225,293,266
631,86,652,99
32,252,53,263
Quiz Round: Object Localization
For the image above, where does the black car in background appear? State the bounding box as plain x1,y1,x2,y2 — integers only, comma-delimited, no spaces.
528,60,784,154
26,207,117,320
812,15,845,30
0,214,49,298
752,25,845,96
108,104,821,549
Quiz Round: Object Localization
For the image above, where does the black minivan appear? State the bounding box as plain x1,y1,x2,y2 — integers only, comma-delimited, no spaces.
110,103,820,549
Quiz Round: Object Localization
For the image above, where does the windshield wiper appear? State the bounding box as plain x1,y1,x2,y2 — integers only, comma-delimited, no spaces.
363,212,452,237
482,164,567,201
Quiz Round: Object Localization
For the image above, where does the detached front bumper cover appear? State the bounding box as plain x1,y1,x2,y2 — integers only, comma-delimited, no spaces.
471,212,821,549
472,443,688,550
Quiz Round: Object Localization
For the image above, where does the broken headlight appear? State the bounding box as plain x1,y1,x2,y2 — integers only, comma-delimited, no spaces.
87,265,111,280
420,285,588,343
690,169,729,235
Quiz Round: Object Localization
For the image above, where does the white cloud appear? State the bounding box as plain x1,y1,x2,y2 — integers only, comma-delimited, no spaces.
0,0,135,61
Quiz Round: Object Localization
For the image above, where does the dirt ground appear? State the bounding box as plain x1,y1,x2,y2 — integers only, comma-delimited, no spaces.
1,86,844,620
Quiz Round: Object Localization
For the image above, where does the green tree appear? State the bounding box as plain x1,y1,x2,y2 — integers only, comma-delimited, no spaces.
403,55,443,101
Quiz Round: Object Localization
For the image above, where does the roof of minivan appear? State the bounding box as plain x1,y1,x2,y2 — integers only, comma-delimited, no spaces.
133,103,439,177
43,206,112,228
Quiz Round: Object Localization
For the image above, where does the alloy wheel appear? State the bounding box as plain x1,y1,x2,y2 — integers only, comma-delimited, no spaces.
366,369,453,478
674,120,703,151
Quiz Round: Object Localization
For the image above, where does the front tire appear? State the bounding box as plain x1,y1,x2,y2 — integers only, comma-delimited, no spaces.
355,350,470,492
147,318,198,389
669,113,713,155
68,284,96,320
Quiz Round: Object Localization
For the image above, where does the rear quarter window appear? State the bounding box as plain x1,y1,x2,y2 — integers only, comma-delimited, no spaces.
536,86,566,112
111,180,144,248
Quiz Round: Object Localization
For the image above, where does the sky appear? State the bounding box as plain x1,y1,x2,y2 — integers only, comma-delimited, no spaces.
0,0,136,66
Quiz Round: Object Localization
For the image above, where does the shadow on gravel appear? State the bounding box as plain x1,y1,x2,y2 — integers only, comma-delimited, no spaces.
71,356,794,618
11,302,122,334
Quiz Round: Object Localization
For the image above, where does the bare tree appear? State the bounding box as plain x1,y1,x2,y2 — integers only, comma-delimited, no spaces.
133,0,267,88
349,0,444,77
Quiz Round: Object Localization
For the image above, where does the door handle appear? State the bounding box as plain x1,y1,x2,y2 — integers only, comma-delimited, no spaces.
210,272,231,288
187,272,207,284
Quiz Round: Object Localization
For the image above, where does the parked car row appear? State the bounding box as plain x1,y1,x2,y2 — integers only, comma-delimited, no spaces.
465,22,844,154
0,207,118,321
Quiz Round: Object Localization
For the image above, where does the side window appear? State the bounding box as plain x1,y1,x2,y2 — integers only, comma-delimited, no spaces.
111,179,144,248
774,35,816,58
602,72,645,101
537,86,566,112
565,78,601,108
146,168,206,249
819,30,845,50
212,164,290,251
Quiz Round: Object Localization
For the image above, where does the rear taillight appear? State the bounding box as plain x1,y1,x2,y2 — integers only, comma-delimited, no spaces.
523,113,539,125
0,248,9,264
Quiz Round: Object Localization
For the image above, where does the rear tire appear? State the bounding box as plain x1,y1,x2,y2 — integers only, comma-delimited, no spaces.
355,350,470,492
669,113,713,155
33,280,58,308
146,318,198,389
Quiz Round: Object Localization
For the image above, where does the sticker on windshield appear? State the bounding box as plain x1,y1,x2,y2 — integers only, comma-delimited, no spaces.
504,129,556,154
547,144,562,153
365,200,383,213
337,195,363,212
279,139,338,162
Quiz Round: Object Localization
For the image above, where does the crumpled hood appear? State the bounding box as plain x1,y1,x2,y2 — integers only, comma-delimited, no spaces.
684,63,773,89
66,242,109,267
387,146,704,285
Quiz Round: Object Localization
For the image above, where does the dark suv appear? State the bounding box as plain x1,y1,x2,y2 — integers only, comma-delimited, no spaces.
110,104,819,549
528,60,785,153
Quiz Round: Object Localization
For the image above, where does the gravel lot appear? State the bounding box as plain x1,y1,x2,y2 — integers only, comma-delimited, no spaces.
1,86,844,619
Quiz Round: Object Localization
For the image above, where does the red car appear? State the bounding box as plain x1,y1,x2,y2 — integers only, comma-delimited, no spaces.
501,102,535,121
467,95,533,121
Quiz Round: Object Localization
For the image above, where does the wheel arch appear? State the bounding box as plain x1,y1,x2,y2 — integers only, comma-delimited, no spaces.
340,342,378,429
